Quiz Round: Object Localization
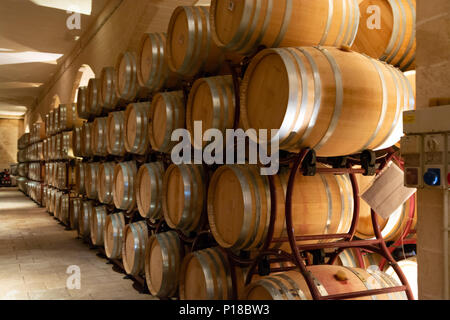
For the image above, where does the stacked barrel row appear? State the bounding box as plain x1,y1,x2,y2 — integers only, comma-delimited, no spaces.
25,0,417,300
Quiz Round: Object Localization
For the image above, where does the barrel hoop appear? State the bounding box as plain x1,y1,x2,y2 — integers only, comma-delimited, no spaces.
341,0,354,46
375,64,403,148
309,271,329,296
386,0,407,64
222,0,255,51
198,6,212,74
210,248,233,299
348,0,360,46
360,57,388,150
396,0,415,68
313,47,344,151
341,174,354,233
319,175,333,242
218,76,233,132
338,250,355,267
276,273,308,300
244,166,264,249
146,33,160,89
156,232,172,296
256,279,285,300
153,33,166,90
295,48,322,146
367,269,395,300
343,267,377,300
334,175,346,234
319,0,334,46
402,52,415,71
281,48,309,148
370,269,407,300
233,0,263,53
205,77,223,131
195,250,218,299
333,0,348,46
381,0,401,61
265,276,296,300
271,0,292,48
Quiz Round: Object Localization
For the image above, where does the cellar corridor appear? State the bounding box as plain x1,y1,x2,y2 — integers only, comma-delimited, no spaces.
0,188,156,300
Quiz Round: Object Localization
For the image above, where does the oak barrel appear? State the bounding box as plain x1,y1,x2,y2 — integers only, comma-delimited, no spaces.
240,46,415,156
78,200,94,239
144,231,183,298
104,212,126,259
115,52,141,102
90,206,108,246
74,162,86,195
138,32,179,92
85,162,100,200
91,117,108,156
148,91,185,153
208,165,354,251
385,257,417,300
113,161,137,211
136,162,164,220
242,266,406,300
59,103,83,131
124,102,151,155
107,111,127,156
163,164,206,234
352,0,416,71
99,66,120,110
81,122,93,157
98,162,115,205
53,106,60,134
167,6,223,78
179,247,246,300
70,198,82,231
87,78,103,117
122,221,148,276
186,75,236,149
76,87,90,120
60,131,75,160
72,126,83,157
59,193,70,225
211,0,360,55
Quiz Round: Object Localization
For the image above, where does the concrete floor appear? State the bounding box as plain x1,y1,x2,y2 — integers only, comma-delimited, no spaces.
0,188,157,300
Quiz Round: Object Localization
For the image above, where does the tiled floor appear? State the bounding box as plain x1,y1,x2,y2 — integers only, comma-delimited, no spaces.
0,188,157,300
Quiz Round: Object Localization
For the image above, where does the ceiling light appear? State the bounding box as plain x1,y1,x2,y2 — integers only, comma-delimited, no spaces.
30,0,92,15
0,51,63,66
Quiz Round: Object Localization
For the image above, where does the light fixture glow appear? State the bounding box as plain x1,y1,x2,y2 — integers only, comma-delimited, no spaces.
0,51,63,66
30,0,92,15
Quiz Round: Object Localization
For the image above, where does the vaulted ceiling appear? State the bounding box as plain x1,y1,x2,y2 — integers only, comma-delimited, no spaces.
0,0,108,118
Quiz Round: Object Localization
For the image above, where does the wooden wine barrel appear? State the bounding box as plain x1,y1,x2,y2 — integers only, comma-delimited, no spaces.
55,133,63,160
148,91,185,153
60,131,75,160
91,117,108,156
59,104,83,131
405,70,416,106
163,164,206,234
240,46,415,156
113,161,137,211
78,200,94,239
122,221,148,276
45,114,51,137
74,162,86,195
104,212,125,259
179,247,246,300
43,139,48,161
167,6,223,78
81,122,93,157
335,249,382,270
47,188,55,214
54,191,62,220
107,111,127,156
136,162,164,219
144,231,183,298
87,78,103,117
70,198,82,231
50,135,57,160
186,75,236,148
352,0,416,71
98,162,115,205
242,266,406,300
77,87,90,120
115,52,140,102
208,165,354,251
211,0,360,55
84,162,99,200
54,106,61,134
137,32,179,92
72,126,83,157
56,162,67,190
385,257,417,300
59,193,70,225
124,102,151,155
90,206,108,246
100,66,120,110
